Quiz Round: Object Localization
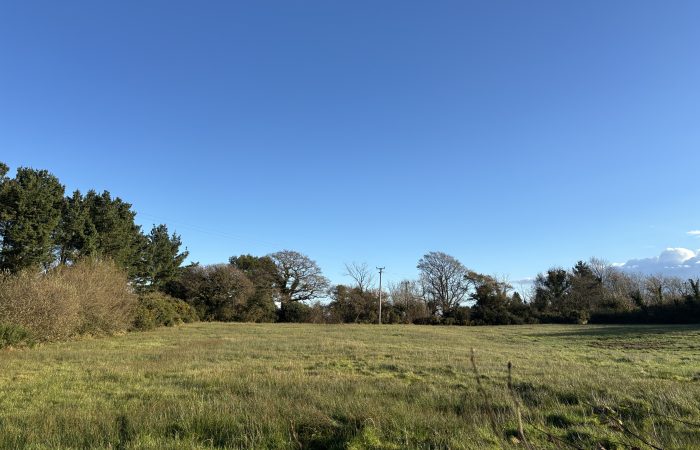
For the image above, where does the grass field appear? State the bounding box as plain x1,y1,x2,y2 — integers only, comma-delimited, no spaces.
1,323,699,449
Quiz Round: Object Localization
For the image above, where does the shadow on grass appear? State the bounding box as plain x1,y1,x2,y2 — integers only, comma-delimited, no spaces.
526,324,700,339
293,415,363,450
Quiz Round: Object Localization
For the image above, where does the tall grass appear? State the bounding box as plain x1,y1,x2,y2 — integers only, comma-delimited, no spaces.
0,323,698,448
0,258,135,343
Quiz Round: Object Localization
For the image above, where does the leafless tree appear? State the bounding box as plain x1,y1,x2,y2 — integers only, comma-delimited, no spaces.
588,257,615,283
514,278,535,303
644,275,666,305
664,276,688,304
268,250,330,304
417,251,471,315
343,262,375,292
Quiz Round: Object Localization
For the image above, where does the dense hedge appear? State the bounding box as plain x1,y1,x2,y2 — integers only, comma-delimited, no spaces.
132,292,199,331
590,300,700,324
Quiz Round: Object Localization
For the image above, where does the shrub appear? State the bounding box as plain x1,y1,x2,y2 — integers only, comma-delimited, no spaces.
278,301,311,323
0,258,136,342
0,323,33,348
0,269,80,341
132,292,198,331
58,258,137,335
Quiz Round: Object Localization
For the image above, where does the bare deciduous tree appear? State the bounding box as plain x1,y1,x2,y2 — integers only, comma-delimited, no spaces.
343,261,375,292
268,250,330,304
588,257,615,284
417,251,470,315
645,275,666,306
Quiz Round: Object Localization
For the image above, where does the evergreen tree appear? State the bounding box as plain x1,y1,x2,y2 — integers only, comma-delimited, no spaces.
139,224,188,291
229,254,278,322
469,276,518,325
532,268,571,317
83,190,144,277
568,260,604,316
57,190,98,264
0,166,64,272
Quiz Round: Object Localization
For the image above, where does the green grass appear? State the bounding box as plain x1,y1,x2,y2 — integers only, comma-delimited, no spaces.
1,323,699,449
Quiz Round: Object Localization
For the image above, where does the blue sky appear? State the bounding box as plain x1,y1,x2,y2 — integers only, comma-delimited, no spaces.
2,1,700,287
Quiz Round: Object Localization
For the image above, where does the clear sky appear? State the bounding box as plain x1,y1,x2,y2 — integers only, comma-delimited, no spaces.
2,1,700,287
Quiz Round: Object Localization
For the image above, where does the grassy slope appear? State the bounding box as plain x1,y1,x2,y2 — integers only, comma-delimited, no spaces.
1,323,699,449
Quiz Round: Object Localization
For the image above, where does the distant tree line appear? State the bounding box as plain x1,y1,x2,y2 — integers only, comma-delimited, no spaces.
2,161,699,338
160,250,700,326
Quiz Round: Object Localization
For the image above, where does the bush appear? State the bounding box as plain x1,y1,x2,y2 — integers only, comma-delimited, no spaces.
0,258,136,342
278,301,311,323
413,316,445,325
132,292,198,331
58,258,137,335
0,323,33,348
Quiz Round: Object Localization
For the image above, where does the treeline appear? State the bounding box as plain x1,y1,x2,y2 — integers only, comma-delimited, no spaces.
0,162,195,346
1,161,699,346
0,162,187,286
160,251,700,326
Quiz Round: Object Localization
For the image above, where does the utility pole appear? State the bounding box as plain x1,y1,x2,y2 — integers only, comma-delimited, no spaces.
376,267,385,324
402,280,410,309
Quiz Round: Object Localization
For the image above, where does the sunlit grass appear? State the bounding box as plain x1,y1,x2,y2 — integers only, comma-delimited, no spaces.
1,323,699,449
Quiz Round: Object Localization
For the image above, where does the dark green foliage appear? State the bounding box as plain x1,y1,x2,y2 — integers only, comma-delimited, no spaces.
470,276,514,325
468,276,533,325
532,268,571,314
0,164,186,286
165,264,254,321
229,254,277,322
237,289,277,322
0,166,65,272
278,300,312,323
229,254,277,286
0,323,33,348
138,224,188,291
132,292,198,330
442,306,471,325
590,299,700,324
83,190,145,278
57,190,98,264
327,285,380,323
567,261,604,320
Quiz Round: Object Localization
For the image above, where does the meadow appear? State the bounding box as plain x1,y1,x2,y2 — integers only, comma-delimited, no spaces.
1,323,699,449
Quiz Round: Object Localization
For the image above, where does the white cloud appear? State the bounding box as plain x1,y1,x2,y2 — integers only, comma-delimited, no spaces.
617,248,700,278
688,230,700,237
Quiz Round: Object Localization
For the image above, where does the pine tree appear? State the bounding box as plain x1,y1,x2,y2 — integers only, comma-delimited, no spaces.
139,224,188,291
83,190,145,278
57,190,98,264
0,166,65,272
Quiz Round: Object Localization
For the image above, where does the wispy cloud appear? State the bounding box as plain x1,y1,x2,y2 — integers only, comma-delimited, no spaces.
687,230,700,237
